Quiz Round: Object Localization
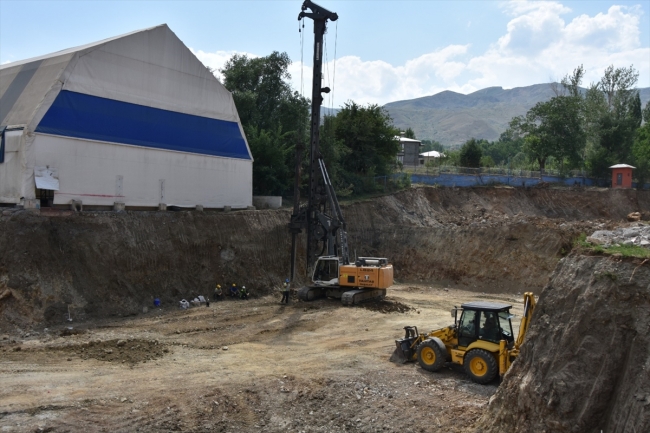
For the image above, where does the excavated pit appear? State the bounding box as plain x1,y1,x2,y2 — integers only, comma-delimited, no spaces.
1,185,649,432
1,186,648,331
476,254,650,433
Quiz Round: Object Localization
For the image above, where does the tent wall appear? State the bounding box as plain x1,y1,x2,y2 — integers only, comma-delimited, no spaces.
36,90,250,159
0,130,23,203
1,24,254,209
30,133,252,208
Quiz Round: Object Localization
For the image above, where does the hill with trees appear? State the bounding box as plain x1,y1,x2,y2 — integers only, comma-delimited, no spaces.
384,83,650,148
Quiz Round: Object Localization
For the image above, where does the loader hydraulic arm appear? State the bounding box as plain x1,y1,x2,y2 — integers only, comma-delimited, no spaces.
515,292,536,351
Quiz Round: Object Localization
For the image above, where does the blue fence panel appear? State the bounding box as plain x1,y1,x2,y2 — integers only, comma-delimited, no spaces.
410,172,648,189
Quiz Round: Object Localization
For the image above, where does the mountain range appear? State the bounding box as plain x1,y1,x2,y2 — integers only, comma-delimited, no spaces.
383,83,650,148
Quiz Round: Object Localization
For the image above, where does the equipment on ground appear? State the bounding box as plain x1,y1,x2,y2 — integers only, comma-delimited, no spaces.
392,292,536,384
288,1,393,305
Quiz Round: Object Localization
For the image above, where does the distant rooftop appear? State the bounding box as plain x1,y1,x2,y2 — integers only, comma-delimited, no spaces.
396,136,421,143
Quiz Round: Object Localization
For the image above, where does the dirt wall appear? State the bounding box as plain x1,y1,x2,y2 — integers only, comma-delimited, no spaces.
1,186,648,330
476,254,650,433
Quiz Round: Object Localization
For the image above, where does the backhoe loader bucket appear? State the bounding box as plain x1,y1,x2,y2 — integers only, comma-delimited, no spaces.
389,326,420,364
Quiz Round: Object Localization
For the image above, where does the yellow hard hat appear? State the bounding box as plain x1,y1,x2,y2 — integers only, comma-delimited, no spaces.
217,284,221,288
232,283,236,286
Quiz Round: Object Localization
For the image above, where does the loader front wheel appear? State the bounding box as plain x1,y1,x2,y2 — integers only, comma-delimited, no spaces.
464,349,498,384
416,339,446,372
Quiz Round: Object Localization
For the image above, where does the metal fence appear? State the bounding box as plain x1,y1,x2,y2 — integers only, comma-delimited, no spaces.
403,165,591,179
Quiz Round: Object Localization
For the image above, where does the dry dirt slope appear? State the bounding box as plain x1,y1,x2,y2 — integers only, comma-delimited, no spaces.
1,186,648,331
476,254,650,433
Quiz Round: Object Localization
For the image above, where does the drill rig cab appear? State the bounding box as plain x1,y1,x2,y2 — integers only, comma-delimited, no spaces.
300,256,394,305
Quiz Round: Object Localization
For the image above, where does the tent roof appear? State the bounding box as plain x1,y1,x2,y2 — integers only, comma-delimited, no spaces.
0,24,240,131
1,26,162,70
609,164,635,169
396,136,421,144
420,150,445,157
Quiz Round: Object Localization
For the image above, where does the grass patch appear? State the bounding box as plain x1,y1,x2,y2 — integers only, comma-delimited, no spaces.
574,233,650,259
602,244,650,258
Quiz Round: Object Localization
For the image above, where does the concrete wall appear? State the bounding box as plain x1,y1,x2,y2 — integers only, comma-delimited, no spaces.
253,196,282,209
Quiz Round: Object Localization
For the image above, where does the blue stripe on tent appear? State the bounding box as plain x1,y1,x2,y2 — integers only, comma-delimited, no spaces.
35,90,251,160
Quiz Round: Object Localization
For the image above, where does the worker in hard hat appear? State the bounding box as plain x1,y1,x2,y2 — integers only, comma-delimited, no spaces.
281,278,290,304
239,286,249,300
230,283,239,298
214,284,223,301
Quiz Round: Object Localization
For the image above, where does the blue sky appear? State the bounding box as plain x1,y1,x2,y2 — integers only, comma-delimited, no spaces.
1,1,649,106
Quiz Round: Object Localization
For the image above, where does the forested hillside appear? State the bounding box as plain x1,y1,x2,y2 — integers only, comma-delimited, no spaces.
384,84,650,147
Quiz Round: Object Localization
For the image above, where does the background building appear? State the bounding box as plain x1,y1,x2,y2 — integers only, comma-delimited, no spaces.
396,135,421,167
610,164,635,189
0,24,252,210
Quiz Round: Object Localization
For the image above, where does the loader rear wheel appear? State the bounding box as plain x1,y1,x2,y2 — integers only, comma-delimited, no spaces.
416,339,446,372
463,349,498,384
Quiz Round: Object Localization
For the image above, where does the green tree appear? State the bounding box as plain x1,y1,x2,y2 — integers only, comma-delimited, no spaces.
480,130,524,166
584,65,641,178
221,52,309,133
335,102,399,176
421,139,445,153
643,100,650,123
319,115,352,195
459,138,483,168
220,52,310,196
404,127,416,139
480,155,496,167
632,101,650,188
246,127,292,196
510,95,585,172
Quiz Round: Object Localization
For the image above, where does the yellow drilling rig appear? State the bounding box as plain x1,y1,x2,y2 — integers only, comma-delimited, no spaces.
288,1,393,305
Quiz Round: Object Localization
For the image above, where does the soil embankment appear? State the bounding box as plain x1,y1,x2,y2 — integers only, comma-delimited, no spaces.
476,254,650,432
1,186,648,330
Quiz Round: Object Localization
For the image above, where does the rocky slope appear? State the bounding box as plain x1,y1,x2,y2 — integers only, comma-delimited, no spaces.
476,253,650,433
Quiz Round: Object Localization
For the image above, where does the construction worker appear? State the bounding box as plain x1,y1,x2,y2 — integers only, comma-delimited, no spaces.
230,283,239,298
481,314,500,342
214,284,223,301
281,278,290,304
239,286,249,300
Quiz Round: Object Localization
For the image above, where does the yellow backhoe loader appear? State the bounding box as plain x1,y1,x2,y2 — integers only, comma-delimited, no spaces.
392,292,536,384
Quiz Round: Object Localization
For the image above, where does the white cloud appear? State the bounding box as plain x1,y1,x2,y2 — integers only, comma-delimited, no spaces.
466,2,649,90
290,45,470,107
189,48,258,81
192,1,649,105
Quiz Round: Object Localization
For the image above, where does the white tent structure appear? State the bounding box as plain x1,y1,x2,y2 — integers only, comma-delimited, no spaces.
419,150,445,165
0,24,252,209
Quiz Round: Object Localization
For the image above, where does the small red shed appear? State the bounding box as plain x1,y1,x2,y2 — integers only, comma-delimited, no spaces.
610,164,635,189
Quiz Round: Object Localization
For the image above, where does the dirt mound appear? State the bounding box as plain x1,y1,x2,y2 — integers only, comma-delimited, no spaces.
475,254,650,433
55,339,168,365
356,297,413,314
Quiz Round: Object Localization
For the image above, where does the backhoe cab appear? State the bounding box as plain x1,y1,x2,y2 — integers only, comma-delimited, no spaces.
393,292,536,384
